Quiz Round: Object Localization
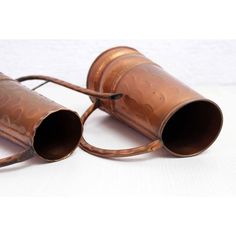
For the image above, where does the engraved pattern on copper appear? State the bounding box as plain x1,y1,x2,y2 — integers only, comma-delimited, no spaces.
82,46,223,158
0,74,82,168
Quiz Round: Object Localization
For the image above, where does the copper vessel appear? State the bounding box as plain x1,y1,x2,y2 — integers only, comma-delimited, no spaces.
80,46,223,158
0,73,82,167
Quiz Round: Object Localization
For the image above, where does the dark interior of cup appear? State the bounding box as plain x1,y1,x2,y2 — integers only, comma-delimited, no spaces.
33,110,82,161
162,101,223,156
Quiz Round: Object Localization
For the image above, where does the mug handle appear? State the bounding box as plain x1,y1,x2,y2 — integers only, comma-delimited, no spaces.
0,148,34,168
16,75,122,100
79,100,163,158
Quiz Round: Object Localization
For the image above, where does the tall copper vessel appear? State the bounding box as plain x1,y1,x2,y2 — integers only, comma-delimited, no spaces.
80,46,223,158
0,73,82,167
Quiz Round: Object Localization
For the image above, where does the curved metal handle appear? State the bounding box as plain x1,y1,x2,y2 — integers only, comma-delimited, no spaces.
16,75,122,100
0,148,34,168
79,100,163,158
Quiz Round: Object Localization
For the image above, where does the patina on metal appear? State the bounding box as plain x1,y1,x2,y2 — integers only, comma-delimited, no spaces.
0,73,82,167
80,46,223,158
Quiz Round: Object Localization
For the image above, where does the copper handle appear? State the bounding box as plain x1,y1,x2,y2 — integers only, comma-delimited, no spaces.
79,100,163,158
16,75,122,100
0,148,34,168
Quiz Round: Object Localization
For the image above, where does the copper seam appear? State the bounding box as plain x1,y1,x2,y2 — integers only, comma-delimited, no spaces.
96,52,141,92
87,51,140,104
86,47,139,90
0,118,32,140
0,128,28,148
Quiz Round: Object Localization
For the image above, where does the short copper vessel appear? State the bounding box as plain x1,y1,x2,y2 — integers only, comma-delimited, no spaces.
0,73,82,167
80,46,223,158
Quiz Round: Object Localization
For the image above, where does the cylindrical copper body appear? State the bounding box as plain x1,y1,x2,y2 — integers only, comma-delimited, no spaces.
0,73,82,161
87,47,223,156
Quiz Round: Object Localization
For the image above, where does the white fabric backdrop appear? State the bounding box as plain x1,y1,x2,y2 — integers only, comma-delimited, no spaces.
0,40,236,86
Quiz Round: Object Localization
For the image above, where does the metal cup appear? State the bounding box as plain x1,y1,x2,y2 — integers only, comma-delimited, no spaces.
0,73,82,167
80,46,223,158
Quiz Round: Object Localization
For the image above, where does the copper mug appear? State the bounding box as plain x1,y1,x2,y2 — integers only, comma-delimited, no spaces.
0,73,85,167
80,46,223,158
0,72,120,167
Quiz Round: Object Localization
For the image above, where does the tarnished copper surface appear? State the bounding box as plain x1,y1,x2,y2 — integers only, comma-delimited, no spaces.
0,73,82,167
81,46,223,157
